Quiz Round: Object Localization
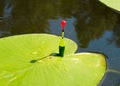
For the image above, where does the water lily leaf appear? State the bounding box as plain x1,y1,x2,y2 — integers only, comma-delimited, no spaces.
100,0,120,11
0,34,106,86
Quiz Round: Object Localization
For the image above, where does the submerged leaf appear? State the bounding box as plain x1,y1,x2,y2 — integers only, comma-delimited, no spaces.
0,34,106,86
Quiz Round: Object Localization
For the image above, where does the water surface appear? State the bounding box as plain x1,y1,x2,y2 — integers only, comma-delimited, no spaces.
0,0,120,85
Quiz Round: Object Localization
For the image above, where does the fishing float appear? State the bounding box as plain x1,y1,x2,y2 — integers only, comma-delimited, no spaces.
59,20,66,57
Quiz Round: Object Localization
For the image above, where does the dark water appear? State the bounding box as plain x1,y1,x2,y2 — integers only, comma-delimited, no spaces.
0,0,120,85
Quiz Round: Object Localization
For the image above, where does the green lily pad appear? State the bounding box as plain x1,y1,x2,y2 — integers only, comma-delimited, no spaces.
100,0,120,11
0,34,106,86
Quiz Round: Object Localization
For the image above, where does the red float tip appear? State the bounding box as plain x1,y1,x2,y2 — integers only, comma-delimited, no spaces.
61,20,66,31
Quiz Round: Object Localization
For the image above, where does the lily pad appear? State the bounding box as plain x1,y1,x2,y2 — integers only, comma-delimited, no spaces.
100,0,120,11
0,34,106,86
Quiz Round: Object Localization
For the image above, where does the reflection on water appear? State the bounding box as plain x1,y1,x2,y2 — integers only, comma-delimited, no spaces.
0,0,120,85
